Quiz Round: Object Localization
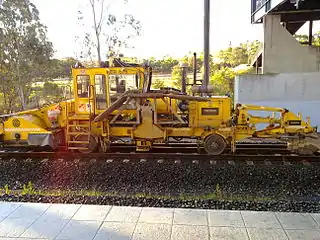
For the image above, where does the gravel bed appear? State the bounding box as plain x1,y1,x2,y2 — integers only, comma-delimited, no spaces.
1,194,320,213
0,159,320,212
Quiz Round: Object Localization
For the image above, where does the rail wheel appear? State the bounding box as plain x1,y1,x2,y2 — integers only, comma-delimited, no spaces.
74,135,98,154
204,134,227,155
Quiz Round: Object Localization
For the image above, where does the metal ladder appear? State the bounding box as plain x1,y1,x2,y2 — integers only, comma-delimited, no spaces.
66,85,94,151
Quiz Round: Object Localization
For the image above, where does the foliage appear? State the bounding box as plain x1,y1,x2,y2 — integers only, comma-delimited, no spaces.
171,65,182,89
210,65,254,98
43,58,78,79
152,79,166,89
22,181,35,195
146,56,179,74
295,31,320,46
4,184,10,195
171,64,193,90
0,0,54,112
148,53,206,75
211,67,235,96
215,184,223,199
76,0,142,64
216,40,261,68
163,41,260,95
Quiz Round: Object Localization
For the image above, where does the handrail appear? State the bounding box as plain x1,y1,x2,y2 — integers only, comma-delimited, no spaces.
88,84,96,134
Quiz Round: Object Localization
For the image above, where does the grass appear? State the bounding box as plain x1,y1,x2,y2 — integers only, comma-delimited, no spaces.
4,184,10,195
0,182,272,202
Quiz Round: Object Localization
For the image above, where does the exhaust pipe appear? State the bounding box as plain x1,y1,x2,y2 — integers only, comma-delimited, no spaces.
193,52,197,86
180,63,188,94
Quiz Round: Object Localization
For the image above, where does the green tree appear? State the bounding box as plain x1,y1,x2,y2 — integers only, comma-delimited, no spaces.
147,56,179,74
210,41,259,97
211,67,235,96
210,66,254,97
216,41,261,68
171,64,193,91
0,0,53,111
295,31,320,46
171,64,182,89
42,57,78,79
152,79,166,89
43,82,64,102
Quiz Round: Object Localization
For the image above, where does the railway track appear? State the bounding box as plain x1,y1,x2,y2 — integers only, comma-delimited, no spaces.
1,148,320,213
0,150,320,166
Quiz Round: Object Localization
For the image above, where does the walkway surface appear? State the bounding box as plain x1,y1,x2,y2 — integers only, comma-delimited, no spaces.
0,201,319,240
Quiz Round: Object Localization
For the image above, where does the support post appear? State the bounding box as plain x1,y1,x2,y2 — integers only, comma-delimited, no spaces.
309,20,313,46
203,0,210,89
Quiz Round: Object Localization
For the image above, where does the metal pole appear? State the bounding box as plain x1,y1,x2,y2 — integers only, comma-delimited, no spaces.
203,0,210,89
309,20,313,46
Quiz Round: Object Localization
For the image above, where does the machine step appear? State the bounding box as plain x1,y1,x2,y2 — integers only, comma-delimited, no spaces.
67,147,89,150
68,116,91,120
67,132,90,136
67,141,90,144
68,124,90,127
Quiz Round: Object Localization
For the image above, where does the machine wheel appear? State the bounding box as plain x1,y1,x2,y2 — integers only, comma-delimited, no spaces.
204,134,227,155
75,135,99,154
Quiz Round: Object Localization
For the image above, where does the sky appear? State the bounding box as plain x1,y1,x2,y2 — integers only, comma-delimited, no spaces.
31,0,319,60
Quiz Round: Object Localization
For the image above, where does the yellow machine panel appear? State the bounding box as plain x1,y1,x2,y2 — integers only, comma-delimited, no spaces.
189,97,231,128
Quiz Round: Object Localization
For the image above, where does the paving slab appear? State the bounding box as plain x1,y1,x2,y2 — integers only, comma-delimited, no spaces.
0,217,35,238
241,211,281,228
276,212,319,230
173,209,207,225
41,203,81,220
72,204,112,221
6,202,50,221
0,202,319,240
132,223,171,240
285,229,320,240
171,224,209,240
310,213,320,226
94,222,135,240
20,218,68,239
0,238,46,240
139,207,173,224
105,206,142,223
247,228,288,240
210,226,249,240
55,219,101,240
0,202,21,219
208,210,244,227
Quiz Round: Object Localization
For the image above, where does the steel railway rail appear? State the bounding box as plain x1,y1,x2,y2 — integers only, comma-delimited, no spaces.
0,150,320,167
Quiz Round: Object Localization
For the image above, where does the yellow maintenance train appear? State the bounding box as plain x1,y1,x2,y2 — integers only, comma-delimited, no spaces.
0,57,319,155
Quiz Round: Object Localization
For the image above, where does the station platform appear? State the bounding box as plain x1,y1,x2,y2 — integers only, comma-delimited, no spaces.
0,201,319,240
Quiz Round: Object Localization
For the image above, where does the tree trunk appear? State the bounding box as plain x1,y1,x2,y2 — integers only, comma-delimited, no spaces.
18,84,26,110
96,33,101,64
89,0,104,66
15,36,26,110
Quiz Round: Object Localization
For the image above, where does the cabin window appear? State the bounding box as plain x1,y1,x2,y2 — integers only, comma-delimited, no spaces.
109,74,140,104
77,75,90,98
95,74,107,110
